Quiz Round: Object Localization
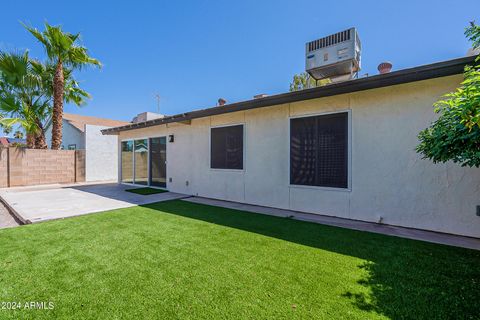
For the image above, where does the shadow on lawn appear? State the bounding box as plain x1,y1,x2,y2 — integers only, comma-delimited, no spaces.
142,200,480,319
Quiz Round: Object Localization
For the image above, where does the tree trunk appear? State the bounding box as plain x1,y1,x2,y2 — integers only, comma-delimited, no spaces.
51,61,64,150
34,119,47,149
26,133,35,148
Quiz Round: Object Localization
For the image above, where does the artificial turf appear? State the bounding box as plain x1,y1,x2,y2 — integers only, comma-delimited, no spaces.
0,200,479,319
125,187,168,195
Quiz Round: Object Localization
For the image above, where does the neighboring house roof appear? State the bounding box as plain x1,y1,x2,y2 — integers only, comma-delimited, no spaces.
0,137,9,147
0,137,27,147
102,55,477,135
62,113,130,133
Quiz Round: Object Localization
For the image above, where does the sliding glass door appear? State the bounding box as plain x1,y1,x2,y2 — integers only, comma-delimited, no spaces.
121,141,133,183
134,139,148,185
121,137,167,188
149,137,167,187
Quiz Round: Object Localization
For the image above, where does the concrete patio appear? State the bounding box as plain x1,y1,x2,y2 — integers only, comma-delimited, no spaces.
0,200,20,229
0,183,188,224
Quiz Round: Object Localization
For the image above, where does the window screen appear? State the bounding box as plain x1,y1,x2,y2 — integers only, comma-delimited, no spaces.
211,125,244,169
290,112,348,188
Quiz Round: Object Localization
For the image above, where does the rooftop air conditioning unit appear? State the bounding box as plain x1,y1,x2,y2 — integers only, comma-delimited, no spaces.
305,27,361,82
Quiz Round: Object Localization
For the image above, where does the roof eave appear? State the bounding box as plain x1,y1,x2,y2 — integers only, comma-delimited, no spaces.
102,55,476,135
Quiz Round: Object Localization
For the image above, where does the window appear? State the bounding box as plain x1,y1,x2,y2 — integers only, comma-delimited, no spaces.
210,125,244,170
290,112,348,188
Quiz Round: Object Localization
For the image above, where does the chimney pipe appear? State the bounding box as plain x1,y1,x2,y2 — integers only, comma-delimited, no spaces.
217,98,227,106
378,62,393,74
466,47,480,57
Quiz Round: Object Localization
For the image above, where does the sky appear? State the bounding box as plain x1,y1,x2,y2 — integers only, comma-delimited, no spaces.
1,0,479,134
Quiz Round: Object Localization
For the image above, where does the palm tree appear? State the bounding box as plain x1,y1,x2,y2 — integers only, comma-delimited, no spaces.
0,51,50,148
0,51,90,149
13,130,23,139
23,22,101,149
1,124,12,136
289,72,331,91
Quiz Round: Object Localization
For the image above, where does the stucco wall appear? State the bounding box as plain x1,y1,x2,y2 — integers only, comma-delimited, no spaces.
85,125,119,182
118,75,480,238
45,120,85,150
45,123,118,181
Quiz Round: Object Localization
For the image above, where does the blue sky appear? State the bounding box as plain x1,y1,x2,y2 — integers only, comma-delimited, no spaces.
1,0,479,130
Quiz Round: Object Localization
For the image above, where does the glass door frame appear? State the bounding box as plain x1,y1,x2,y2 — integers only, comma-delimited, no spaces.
149,136,167,188
120,136,168,190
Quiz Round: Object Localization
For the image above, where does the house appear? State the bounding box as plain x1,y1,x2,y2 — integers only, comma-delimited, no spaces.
46,113,129,150
0,137,9,147
46,113,129,182
102,55,480,238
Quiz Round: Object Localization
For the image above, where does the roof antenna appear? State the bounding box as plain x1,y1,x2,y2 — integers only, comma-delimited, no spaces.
155,93,161,114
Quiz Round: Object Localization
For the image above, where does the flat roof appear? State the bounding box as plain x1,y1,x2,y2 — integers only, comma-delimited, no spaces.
102,55,476,135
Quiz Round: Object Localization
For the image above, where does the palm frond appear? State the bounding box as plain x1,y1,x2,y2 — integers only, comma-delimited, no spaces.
45,23,75,55
21,22,50,52
0,51,29,84
0,92,22,113
0,117,20,129
66,46,102,69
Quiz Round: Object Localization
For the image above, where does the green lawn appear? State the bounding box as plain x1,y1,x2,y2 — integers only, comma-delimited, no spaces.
125,187,168,195
0,200,479,319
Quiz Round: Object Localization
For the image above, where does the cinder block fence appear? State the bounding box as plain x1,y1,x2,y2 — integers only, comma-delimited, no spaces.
0,147,85,188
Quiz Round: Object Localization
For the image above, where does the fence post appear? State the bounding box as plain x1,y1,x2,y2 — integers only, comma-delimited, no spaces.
6,147,10,188
74,150,77,182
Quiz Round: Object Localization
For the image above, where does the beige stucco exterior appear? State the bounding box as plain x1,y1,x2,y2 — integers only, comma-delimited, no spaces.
118,74,480,238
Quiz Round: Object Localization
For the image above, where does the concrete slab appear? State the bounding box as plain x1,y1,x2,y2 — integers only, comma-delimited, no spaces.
0,200,20,229
183,197,480,251
0,183,189,224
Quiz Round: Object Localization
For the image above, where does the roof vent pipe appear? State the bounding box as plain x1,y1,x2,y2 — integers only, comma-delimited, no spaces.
466,47,480,57
378,62,393,74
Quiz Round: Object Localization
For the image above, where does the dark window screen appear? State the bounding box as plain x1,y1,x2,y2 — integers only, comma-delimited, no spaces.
211,125,243,169
290,112,348,188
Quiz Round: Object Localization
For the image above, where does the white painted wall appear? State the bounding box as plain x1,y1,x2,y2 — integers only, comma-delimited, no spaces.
46,122,118,181
45,120,85,149
118,75,480,238
85,125,118,182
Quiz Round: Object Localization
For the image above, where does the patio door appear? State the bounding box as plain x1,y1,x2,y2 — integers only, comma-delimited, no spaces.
149,137,167,188
121,141,133,183
121,139,148,185
134,139,148,185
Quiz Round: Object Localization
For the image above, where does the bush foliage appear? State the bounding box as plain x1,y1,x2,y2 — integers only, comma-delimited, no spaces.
417,22,480,167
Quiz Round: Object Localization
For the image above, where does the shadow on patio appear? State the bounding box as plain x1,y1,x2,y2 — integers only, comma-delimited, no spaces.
142,200,480,319
66,183,188,205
